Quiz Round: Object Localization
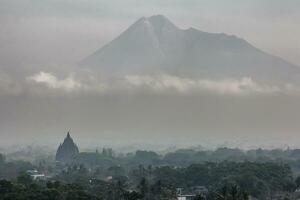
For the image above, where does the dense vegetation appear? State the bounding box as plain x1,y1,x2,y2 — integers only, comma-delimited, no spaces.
151,162,295,198
68,147,300,174
1,147,300,199
0,154,33,180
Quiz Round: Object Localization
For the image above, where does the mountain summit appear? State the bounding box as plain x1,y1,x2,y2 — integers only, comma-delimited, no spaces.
81,15,300,83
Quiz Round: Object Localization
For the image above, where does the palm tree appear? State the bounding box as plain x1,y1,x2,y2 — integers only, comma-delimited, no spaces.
138,178,149,200
230,185,238,200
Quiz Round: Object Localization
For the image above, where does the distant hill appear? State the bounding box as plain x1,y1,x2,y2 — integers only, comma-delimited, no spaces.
81,15,300,83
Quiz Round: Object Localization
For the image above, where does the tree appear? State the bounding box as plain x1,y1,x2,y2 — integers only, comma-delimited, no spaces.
123,191,142,200
138,178,149,199
0,180,13,194
0,154,5,165
230,185,238,200
295,176,300,188
114,180,126,200
17,172,33,186
195,194,205,200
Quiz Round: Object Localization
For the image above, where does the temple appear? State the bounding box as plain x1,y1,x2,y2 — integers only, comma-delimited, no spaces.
55,132,79,163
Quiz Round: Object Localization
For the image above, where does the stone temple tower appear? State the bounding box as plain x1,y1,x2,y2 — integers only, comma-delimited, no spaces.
55,132,79,163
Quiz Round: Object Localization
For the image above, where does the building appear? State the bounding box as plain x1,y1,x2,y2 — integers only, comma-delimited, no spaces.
192,186,208,195
26,169,46,181
177,194,196,200
55,132,79,163
177,188,196,200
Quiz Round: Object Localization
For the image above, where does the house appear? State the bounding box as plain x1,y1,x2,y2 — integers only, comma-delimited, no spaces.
192,186,208,195
177,188,196,200
177,194,196,200
31,174,46,180
26,169,46,180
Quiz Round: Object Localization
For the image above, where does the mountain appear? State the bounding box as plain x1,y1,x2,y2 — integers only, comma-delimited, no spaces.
81,15,300,83
55,132,79,163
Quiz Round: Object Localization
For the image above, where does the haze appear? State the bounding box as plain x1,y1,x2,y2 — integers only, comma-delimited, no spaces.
0,0,300,149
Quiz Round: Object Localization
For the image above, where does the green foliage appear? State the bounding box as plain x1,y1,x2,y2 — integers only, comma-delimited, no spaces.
207,184,249,200
73,152,116,169
195,194,206,200
2,147,300,200
17,172,33,186
152,161,295,198
0,180,99,200
295,176,300,188
0,160,33,180
56,164,91,185
0,154,5,165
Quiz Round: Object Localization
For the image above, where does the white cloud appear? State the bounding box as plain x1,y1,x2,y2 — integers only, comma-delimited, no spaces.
26,72,294,96
125,75,280,95
27,71,82,91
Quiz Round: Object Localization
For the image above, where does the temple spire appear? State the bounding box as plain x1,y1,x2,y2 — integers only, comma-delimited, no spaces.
55,131,79,163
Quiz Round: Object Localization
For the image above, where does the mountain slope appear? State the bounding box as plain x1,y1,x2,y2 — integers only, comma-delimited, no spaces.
81,15,300,83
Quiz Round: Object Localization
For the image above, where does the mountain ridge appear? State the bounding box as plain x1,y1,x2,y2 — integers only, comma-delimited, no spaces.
81,15,300,83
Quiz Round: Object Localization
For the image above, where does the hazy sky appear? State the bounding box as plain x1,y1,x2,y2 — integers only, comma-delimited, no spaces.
0,0,299,65
0,0,300,148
